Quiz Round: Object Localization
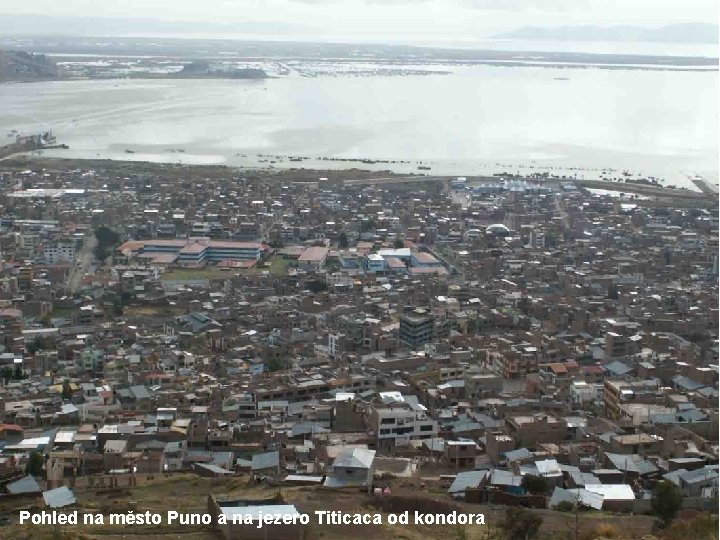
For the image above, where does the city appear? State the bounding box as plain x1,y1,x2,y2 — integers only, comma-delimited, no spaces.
0,155,715,539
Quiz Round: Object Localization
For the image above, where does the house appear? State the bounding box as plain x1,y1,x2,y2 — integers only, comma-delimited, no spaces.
324,448,376,487
251,451,280,476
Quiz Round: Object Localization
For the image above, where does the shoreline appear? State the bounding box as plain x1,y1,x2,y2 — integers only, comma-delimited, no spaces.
1,154,716,206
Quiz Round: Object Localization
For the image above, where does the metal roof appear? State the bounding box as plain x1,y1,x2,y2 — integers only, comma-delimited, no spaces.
605,453,658,475
43,486,77,508
448,470,489,494
549,487,604,510
195,463,233,475
333,448,376,470
251,451,280,471
6,476,42,494
584,484,636,501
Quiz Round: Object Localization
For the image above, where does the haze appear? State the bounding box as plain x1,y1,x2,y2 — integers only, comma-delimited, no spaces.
1,0,718,44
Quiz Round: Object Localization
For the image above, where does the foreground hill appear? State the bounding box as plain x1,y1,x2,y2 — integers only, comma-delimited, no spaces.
0,50,60,82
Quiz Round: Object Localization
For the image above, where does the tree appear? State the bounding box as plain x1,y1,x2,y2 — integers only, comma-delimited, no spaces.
652,480,683,527
393,237,404,249
338,231,349,249
27,451,44,476
305,280,327,294
521,474,549,495
500,507,542,540
93,225,120,262
61,379,73,400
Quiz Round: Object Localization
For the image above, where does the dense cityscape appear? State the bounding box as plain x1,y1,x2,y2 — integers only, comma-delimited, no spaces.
0,155,715,539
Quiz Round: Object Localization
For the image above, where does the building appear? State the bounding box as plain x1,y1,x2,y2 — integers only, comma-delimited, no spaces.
364,253,387,273
118,238,264,265
399,310,434,349
411,252,443,268
298,246,329,270
367,393,438,451
324,448,376,487
43,241,75,264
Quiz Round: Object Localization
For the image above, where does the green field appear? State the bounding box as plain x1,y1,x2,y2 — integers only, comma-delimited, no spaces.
160,257,290,281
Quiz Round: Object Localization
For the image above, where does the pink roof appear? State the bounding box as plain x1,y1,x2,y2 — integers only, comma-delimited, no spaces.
298,246,329,262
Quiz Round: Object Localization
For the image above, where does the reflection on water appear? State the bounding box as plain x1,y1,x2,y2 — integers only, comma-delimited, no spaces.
0,65,717,188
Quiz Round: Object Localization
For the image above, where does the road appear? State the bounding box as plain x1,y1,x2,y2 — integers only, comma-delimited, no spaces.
66,233,97,294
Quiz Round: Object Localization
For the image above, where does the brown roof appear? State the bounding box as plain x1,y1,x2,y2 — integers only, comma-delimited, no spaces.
299,246,329,262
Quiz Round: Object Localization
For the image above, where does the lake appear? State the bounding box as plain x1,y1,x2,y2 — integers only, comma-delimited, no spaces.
0,65,717,189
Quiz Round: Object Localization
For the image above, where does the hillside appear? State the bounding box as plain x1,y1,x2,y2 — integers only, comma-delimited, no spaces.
0,50,60,82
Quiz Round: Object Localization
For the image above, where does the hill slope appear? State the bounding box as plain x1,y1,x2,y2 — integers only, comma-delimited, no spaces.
0,50,60,82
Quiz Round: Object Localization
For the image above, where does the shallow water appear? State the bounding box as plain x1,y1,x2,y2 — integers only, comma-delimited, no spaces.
1,65,717,188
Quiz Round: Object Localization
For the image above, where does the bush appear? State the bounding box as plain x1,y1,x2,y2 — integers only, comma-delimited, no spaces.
500,507,542,540
590,523,621,539
661,513,718,540
651,480,683,527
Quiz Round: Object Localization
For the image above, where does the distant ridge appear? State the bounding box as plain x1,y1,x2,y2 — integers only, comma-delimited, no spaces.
495,23,719,45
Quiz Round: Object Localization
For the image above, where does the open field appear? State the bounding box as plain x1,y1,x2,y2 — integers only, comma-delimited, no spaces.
0,474,660,540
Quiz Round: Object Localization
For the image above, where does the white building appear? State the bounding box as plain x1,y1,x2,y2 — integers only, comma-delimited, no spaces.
368,392,438,450
43,241,75,264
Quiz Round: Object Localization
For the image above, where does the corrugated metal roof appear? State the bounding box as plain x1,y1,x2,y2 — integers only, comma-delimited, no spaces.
43,486,77,508
584,484,635,501
6,476,42,494
251,451,280,471
549,487,604,510
333,448,376,470
448,470,489,494
195,463,233,475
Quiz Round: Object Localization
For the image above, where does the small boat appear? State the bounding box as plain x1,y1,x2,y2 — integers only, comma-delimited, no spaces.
125,149,135,154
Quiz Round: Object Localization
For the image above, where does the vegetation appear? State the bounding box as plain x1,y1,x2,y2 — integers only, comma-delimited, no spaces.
661,513,718,540
93,225,120,262
0,366,24,381
500,507,543,540
521,474,549,495
61,379,73,400
26,451,44,476
652,481,683,527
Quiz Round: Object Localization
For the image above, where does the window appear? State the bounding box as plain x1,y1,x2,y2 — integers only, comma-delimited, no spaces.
420,424,434,432
380,418,395,425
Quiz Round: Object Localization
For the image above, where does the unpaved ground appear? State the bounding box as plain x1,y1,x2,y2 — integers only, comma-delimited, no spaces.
0,474,656,540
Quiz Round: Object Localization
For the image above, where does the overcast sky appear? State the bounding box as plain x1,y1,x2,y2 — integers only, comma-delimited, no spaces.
2,0,718,43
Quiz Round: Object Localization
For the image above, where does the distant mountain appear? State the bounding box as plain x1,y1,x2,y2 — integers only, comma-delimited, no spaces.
495,24,719,44
0,50,59,82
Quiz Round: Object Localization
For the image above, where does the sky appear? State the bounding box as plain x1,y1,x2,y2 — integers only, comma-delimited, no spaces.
1,0,718,44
